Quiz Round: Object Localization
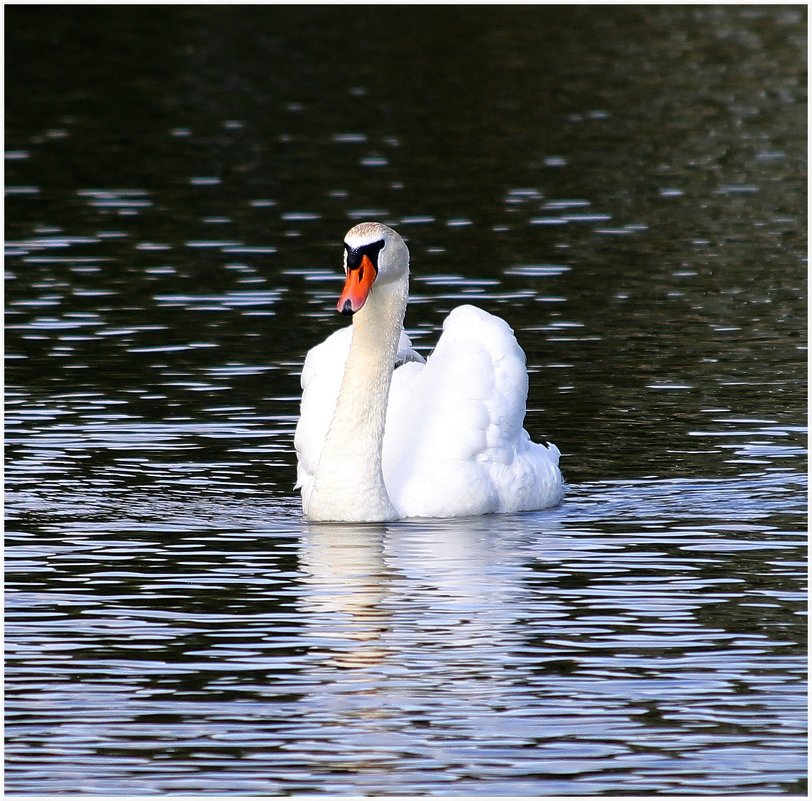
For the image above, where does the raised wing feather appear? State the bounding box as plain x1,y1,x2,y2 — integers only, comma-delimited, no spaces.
383,305,562,518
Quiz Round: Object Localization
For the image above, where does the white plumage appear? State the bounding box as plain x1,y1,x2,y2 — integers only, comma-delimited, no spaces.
294,223,564,522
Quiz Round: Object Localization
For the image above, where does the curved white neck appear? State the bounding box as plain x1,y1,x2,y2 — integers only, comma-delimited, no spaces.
306,277,408,522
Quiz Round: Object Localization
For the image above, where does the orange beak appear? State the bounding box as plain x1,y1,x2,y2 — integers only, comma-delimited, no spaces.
337,255,376,315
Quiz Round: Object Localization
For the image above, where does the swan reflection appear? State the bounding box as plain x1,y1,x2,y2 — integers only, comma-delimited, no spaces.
298,513,564,673
298,521,393,669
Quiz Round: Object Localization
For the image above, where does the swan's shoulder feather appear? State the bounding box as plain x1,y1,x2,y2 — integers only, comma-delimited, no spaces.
295,327,349,491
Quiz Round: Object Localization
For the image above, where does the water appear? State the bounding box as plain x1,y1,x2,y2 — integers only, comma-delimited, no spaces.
5,5,807,795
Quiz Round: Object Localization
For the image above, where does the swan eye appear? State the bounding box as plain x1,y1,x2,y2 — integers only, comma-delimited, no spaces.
344,239,385,273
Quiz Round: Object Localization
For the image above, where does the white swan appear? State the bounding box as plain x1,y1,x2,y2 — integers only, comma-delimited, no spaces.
294,222,564,522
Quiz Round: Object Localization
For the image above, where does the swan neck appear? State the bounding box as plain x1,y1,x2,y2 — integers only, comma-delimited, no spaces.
307,279,408,521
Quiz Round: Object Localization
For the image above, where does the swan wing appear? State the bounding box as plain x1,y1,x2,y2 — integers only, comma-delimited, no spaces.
294,326,351,493
383,305,563,517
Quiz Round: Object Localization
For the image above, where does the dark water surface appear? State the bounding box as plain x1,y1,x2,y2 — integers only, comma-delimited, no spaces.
5,5,807,795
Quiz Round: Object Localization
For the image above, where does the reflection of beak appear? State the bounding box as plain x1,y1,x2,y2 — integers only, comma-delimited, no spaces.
337,255,376,315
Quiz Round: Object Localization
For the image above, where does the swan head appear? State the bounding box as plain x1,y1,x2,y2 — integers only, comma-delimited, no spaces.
337,222,409,315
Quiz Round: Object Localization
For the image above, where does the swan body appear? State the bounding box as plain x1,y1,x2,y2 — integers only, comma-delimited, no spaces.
295,222,564,522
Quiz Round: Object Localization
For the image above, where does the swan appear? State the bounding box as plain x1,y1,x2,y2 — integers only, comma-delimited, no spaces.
294,222,564,522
